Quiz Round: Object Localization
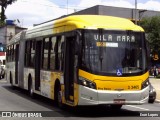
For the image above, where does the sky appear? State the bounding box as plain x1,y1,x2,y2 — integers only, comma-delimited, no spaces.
5,0,160,28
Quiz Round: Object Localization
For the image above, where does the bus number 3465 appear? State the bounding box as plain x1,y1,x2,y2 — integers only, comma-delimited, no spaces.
128,85,139,90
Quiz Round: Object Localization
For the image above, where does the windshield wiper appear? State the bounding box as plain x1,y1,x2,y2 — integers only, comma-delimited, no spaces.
99,55,103,71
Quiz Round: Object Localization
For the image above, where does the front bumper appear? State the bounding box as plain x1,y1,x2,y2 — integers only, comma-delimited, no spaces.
78,85,149,105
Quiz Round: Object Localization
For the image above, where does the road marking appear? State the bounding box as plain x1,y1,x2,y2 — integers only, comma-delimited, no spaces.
126,105,149,111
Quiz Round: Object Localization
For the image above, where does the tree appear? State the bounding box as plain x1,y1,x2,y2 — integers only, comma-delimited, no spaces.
0,0,17,23
140,16,160,65
140,16,160,52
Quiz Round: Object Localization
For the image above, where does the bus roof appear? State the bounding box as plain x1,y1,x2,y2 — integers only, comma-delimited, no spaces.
53,15,144,31
7,31,23,46
9,15,144,41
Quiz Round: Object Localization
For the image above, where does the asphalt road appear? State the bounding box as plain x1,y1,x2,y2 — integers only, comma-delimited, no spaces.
0,79,160,120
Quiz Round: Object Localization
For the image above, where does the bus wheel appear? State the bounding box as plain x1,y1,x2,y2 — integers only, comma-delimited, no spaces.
10,73,15,89
28,79,34,98
110,105,122,110
57,85,64,108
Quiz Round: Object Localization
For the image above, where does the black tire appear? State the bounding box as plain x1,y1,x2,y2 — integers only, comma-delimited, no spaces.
10,73,12,84
2,74,4,79
148,99,155,103
110,105,122,110
28,78,34,98
10,73,15,90
55,84,64,108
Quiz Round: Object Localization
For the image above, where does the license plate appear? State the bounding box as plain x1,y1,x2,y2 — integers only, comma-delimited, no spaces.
114,99,125,104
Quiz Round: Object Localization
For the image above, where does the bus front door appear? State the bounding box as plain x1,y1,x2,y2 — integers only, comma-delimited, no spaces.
64,37,76,102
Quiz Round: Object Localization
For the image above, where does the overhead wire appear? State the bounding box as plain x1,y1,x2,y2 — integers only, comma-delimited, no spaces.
20,0,85,11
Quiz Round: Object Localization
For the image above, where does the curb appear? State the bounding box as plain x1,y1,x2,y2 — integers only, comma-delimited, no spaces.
155,99,160,103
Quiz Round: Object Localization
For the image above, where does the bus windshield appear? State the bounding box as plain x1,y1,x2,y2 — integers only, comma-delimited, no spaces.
81,30,148,76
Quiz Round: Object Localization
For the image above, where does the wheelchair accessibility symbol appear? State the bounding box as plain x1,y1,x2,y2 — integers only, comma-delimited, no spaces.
116,68,122,76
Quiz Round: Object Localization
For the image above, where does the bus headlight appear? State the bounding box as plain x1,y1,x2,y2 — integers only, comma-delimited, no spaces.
141,78,149,89
150,87,155,93
78,77,96,89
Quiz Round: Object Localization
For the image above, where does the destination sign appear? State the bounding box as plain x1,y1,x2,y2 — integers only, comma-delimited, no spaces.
94,34,136,43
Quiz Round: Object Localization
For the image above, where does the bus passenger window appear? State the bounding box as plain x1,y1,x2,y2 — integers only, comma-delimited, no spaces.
12,45,15,61
42,38,49,69
30,41,35,67
11,45,14,61
59,36,64,71
6,47,8,62
55,36,64,71
10,46,13,62
8,46,10,62
54,38,59,70
25,41,31,67
25,42,28,67
50,37,56,70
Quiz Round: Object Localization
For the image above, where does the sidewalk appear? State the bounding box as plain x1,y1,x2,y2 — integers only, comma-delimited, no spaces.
149,76,160,101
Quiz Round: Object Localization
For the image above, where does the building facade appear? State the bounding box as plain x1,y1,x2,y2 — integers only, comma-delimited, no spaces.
0,21,26,67
0,23,26,46
71,5,160,23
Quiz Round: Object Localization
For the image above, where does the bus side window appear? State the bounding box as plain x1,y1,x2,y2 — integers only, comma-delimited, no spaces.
12,45,15,61
24,42,27,67
30,40,35,67
11,45,13,61
10,46,12,62
59,36,65,71
25,41,31,67
50,37,56,70
6,47,9,62
42,38,49,69
54,38,59,70
8,45,11,62
55,36,64,71
9,46,11,62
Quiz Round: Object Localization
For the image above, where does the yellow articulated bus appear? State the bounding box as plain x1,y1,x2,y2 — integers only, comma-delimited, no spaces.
6,15,149,109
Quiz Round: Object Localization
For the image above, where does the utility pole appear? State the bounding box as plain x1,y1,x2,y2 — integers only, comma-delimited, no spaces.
135,0,137,24
139,9,147,24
